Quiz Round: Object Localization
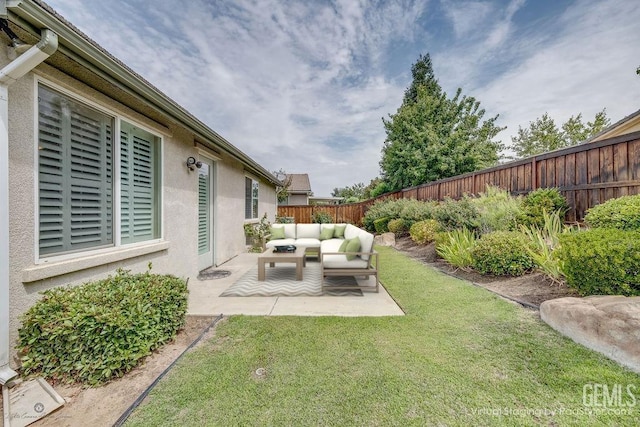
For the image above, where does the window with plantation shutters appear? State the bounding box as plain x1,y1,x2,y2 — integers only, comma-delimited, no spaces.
38,85,114,256
37,84,162,259
120,122,160,244
198,163,210,255
245,177,258,219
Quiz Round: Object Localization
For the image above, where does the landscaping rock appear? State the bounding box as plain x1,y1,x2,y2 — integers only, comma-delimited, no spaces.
374,232,396,247
540,296,640,374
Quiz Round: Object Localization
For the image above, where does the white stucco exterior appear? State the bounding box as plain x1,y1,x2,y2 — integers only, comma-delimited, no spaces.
2,2,278,367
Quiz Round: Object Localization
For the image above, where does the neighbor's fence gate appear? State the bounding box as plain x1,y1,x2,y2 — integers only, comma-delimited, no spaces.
278,131,640,224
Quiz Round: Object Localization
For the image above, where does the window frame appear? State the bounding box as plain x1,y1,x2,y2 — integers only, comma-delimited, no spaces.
34,80,164,264
244,176,259,220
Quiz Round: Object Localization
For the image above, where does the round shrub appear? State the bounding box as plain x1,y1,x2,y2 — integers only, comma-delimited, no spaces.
471,231,535,276
373,217,391,233
18,268,188,385
397,199,438,225
410,219,441,245
518,188,568,227
363,198,436,232
584,194,640,230
471,185,522,233
311,210,333,224
556,229,640,296
388,218,408,237
433,197,480,232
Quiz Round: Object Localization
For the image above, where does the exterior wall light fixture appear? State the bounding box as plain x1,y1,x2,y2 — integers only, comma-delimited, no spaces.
186,156,202,171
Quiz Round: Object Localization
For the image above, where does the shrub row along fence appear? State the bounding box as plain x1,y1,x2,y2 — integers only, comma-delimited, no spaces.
278,131,640,224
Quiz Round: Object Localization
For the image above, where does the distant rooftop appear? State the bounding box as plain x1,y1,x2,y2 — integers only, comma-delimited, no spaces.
285,174,312,194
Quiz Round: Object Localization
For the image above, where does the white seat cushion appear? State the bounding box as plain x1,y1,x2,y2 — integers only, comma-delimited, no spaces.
295,238,321,248
344,224,360,240
356,230,374,261
320,239,344,253
296,223,321,239
322,254,369,269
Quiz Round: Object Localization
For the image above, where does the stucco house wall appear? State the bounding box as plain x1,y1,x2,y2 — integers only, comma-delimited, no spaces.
2,3,278,367
286,193,309,205
214,159,276,264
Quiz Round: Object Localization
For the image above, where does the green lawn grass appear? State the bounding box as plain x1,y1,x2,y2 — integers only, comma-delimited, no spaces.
126,247,639,426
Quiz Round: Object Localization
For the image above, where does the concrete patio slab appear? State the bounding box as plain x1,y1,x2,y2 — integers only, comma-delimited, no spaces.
187,252,404,317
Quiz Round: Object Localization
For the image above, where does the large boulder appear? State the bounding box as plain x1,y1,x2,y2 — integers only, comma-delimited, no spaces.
374,232,396,247
540,296,640,373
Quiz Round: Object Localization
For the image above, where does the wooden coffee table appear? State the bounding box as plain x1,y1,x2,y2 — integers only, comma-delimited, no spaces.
258,248,306,281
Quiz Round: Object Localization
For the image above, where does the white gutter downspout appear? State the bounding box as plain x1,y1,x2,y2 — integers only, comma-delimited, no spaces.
0,26,57,385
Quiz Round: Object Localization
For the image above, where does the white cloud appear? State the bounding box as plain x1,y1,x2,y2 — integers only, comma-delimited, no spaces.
474,0,640,150
443,0,494,39
42,0,640,195
436,0,527,90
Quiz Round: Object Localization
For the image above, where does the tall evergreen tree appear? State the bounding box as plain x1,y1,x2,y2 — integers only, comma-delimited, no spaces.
380,54,504,191
403,53,441,105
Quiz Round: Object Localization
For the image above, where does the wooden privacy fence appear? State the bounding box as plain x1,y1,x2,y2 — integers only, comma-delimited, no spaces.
278,131,640,224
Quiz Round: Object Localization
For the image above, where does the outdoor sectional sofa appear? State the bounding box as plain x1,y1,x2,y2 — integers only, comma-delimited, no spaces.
265,223,379,292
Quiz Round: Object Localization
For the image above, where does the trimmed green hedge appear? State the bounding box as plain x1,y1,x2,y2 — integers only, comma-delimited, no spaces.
471,231,535,276
373,217,391,233
557,229,640,296
584,194,640,230
18,268,188,385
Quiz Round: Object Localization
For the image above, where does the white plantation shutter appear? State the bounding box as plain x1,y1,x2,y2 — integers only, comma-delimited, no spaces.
252,180,259,218
38,86,114,256
120,122,160,244
245,177,252,219
244,177,259,219
198,163,210,255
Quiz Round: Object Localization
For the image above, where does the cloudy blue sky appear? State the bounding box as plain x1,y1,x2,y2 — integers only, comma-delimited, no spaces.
45,0,640,196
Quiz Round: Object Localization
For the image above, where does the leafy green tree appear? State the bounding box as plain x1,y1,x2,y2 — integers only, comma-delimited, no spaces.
273,169,292,203
369,180,393,198
510,113,562,158
380,54,504,192
331,182,366,203
403,53,441,105
511,109,610,158
363,177,387,199
562,110,610,145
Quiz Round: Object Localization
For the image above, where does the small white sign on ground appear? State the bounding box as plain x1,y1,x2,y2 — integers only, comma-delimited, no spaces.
3,378,64,427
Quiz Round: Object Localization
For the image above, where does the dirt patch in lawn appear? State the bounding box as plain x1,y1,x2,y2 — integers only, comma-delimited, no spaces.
0,315,223,427
394,236,579,307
